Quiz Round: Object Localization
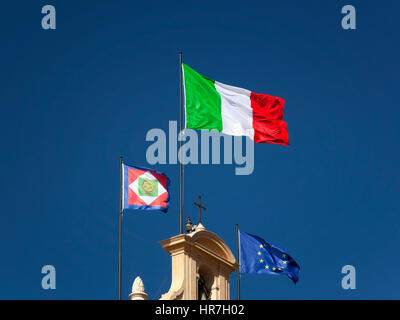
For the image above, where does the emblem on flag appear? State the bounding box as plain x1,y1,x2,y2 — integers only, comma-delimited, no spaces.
122,164,170,212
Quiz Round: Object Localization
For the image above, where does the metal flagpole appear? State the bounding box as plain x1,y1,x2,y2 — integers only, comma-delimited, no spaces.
235,223,241,300
179,52,183,234
119,155,123,300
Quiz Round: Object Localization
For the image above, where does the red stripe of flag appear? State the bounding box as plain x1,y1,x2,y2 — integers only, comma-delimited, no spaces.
250,92,289,145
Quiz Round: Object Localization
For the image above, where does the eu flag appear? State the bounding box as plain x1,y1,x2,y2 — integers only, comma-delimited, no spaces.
239,230,300,284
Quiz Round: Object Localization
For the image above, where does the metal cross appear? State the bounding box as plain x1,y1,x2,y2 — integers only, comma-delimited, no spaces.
194,195,206,224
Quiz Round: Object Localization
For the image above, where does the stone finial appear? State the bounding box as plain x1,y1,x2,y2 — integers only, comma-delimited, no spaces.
194,222,206,232
129,276,148,300
132,276,144,293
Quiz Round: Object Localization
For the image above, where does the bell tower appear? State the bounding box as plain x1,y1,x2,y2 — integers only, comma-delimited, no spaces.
159,219,238,300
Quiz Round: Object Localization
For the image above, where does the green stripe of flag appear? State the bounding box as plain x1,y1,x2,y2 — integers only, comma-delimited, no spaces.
182,63,222,131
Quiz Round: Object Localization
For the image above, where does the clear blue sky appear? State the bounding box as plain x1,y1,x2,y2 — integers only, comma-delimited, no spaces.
0,0,399,299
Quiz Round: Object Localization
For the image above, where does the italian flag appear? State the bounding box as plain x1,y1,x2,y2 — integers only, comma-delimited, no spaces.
182,64,289,145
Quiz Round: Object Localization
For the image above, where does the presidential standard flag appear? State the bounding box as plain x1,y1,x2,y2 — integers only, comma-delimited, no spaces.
239,230,300,284
182,63,289,145
122,164,170,212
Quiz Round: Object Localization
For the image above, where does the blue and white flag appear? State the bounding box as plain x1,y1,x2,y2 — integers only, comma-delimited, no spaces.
239,230,300,284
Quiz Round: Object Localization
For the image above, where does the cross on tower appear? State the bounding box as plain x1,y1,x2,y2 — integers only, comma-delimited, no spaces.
194,195,206,224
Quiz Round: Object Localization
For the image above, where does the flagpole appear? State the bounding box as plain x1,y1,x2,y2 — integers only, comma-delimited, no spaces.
119,155,123,300
179,51,183,234
235,223,241,300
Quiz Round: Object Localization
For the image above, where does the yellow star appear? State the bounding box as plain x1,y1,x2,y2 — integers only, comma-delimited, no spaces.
283,261,287,264
265,265,269,269
272,267,276,271
257,251,261,256
259,244,263,248
260,259,264,263
278,268,282,271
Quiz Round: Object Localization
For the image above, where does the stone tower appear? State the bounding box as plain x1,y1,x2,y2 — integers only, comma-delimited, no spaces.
159,223,238,300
